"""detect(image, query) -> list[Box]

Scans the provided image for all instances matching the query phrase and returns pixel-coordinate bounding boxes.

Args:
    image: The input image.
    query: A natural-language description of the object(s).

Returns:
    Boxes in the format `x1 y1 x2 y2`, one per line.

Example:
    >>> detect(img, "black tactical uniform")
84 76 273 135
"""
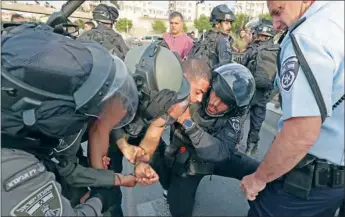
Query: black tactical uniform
101 42 191 216
188 4 235 69
242 19 278 156
1 24 139 216
78 4 129 60
164 63 260 217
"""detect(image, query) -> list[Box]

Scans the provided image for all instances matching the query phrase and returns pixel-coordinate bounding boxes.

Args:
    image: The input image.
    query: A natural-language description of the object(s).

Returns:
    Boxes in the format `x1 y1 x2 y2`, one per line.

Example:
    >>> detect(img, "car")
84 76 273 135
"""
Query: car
140 35 163 44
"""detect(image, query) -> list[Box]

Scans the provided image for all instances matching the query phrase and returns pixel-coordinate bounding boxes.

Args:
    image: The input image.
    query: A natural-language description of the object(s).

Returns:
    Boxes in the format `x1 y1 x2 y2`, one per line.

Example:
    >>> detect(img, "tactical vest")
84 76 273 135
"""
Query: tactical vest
168 104 231 176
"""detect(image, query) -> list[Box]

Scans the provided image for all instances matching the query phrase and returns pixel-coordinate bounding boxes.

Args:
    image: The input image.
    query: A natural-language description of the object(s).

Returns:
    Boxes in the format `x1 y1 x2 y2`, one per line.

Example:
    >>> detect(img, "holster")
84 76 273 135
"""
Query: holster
282 154 316 200
186 155 215 176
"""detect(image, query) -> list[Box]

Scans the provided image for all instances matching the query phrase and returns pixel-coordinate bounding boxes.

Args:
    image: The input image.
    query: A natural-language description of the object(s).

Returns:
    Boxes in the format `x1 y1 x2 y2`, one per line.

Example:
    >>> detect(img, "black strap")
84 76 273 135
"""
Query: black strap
289 33 328 123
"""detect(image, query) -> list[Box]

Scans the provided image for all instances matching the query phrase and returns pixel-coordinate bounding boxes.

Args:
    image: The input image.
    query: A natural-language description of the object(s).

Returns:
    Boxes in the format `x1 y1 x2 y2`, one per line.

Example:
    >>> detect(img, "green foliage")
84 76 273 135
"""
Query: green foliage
259 13 272 21
152 19 167 33
193 14 212 33
116 18 133 32
231 13 250 34
75 19 85 29
183 23 188 32
110 0 120 9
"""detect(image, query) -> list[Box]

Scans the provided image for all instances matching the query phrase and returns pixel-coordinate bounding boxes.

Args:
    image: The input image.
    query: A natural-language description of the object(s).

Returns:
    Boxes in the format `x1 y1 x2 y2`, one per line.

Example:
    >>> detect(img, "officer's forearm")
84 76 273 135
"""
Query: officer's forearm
88 119 110 169
140 123 165 156
254 116 321 184
186 125 231 162
58 162 116 187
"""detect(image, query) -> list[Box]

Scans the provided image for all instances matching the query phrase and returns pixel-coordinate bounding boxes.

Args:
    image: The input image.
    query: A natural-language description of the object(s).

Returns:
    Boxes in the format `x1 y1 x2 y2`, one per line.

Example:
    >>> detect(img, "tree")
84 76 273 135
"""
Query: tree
152 19 167 33
75 19 85 29
110 0 120 9
231 13 250 34
259 13 272 21
193 14 212 33
116 18 133 32
183 23 188 32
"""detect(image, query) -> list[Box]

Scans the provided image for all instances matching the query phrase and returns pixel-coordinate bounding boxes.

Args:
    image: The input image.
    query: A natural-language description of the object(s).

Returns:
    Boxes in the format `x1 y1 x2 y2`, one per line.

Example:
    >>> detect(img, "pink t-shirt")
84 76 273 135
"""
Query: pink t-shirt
162 33 194 60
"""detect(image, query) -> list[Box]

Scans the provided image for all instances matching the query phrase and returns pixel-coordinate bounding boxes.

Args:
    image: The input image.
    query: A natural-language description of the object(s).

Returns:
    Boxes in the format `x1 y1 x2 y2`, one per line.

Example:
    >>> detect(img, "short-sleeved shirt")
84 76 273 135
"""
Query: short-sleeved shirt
276 1 344 165
162 32 194 60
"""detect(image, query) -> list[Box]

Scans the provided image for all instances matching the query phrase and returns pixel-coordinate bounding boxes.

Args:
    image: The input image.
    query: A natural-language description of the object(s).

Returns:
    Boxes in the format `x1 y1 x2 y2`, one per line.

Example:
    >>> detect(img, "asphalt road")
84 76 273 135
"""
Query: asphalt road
120 104 282 216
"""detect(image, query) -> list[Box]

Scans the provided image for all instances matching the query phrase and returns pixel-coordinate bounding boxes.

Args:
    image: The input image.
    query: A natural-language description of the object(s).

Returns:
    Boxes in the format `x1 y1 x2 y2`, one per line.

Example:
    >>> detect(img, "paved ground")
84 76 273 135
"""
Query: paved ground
120 103 282 216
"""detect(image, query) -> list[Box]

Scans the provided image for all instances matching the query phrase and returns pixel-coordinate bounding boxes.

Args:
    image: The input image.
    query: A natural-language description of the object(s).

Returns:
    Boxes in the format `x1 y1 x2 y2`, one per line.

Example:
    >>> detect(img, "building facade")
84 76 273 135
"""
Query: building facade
234 1 269 17
168 1 212 21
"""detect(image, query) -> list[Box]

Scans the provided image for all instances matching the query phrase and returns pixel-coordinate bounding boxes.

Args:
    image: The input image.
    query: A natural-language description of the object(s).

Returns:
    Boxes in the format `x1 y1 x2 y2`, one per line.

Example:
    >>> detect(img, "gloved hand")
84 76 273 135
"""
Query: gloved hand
142 89 178 121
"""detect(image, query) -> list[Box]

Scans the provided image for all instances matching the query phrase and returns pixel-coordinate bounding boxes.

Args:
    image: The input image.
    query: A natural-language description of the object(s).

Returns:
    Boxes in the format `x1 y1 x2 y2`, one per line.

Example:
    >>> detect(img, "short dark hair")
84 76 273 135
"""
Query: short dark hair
85 21 95 28
182 58 211 81
11 13 24 22
169 11 184 22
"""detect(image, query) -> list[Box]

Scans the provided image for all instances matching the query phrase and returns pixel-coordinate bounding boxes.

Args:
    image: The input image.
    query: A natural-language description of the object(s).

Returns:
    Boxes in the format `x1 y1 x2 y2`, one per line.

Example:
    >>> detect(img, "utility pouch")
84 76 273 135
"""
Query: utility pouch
186 158 215 176
283 154 316 200
313 160 331 188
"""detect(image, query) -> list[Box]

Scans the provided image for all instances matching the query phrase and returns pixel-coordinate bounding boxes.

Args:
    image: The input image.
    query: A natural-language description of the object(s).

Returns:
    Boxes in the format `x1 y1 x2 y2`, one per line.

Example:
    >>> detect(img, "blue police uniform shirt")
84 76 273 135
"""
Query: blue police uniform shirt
276 1 344 166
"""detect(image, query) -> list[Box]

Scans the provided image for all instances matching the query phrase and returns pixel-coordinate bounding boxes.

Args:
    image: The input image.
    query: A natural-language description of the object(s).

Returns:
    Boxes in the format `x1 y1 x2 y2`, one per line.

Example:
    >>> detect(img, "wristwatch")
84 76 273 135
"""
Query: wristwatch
182 119 195 130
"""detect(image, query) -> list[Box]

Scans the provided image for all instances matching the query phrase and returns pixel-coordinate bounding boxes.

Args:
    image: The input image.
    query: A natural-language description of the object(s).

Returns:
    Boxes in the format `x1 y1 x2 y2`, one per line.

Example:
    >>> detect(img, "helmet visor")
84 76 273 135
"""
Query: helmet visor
86 55 139 129
214 63 255 107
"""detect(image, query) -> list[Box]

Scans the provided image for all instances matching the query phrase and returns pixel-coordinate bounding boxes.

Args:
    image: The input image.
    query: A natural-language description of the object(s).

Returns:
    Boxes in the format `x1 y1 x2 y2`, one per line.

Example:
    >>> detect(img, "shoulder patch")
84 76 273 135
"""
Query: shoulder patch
10 181 62 216
229 117 241 133
280 56 300 92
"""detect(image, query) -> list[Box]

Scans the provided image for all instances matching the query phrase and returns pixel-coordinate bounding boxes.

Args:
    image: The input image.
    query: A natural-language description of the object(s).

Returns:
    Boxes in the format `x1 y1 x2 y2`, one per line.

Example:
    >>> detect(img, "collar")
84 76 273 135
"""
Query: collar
288 1 329 32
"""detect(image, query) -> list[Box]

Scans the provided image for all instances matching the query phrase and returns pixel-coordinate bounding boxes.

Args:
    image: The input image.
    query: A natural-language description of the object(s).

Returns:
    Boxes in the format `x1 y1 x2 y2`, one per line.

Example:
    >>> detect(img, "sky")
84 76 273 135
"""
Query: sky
40 1 236 11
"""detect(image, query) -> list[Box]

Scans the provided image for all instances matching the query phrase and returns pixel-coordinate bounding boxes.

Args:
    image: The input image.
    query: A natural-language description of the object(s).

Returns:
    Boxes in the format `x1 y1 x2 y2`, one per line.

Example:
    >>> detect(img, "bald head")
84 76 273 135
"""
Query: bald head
267 1 314 31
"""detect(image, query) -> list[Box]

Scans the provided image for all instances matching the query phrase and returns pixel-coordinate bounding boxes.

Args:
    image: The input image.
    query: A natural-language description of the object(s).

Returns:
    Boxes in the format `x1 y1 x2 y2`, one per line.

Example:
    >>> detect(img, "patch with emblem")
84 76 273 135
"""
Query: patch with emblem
4 162 46 191
53 129 83 153
229 118 240 133
10 181 62 217
280 56 300 92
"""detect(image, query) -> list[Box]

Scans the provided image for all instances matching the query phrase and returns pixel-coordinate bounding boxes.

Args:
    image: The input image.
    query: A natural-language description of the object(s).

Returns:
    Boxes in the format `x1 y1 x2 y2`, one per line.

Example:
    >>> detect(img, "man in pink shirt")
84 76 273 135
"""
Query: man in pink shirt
162 11 194 60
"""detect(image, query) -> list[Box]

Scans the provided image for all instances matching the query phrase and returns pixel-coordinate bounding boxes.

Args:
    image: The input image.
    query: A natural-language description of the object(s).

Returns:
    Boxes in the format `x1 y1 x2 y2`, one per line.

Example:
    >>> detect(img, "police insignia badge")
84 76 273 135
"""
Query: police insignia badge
10 181 62 216
229 117 240 133
280 56 300 92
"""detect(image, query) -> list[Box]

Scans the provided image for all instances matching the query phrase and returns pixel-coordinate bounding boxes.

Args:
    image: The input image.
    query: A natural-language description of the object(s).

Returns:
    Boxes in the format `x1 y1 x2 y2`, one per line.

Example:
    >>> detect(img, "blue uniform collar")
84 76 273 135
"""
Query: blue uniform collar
288 1 329 32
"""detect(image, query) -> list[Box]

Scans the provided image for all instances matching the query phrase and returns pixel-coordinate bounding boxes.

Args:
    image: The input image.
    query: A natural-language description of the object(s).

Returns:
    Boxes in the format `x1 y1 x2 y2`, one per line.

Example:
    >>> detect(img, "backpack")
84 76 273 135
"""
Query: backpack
187 30 219 68
249 41 279 90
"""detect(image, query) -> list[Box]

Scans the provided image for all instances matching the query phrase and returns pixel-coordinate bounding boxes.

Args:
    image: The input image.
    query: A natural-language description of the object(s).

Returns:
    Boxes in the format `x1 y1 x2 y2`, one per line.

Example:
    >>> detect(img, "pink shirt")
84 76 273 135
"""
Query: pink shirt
162 33 194 60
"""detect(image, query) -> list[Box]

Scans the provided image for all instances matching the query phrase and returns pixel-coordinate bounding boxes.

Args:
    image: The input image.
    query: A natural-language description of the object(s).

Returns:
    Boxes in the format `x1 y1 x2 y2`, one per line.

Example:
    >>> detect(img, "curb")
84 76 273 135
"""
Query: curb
266 102 282 115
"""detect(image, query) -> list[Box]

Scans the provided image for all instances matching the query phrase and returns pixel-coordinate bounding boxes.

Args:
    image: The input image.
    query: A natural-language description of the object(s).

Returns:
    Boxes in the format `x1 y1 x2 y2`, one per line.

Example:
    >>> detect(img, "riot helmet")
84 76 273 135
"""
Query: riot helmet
1 26 138 139
93 4 119 25
124 42 191 124
210 4 235 25
204 63 255 117
253 19 274 38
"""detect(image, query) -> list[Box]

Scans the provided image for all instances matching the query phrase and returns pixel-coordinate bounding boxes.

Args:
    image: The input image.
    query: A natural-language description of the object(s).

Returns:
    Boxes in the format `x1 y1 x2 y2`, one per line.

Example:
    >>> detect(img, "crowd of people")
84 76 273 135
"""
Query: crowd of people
1 1 344 217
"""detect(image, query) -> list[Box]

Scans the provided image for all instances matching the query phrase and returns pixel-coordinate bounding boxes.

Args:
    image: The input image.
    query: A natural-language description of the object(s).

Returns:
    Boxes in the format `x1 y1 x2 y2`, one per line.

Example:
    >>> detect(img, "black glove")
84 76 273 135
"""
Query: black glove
90 187 113 212
142 89 178 121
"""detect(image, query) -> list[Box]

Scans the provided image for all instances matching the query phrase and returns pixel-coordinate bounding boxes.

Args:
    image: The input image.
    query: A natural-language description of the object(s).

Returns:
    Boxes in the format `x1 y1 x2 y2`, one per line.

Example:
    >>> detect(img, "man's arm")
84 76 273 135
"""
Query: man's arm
185 120 239 162
217 36 232 65
254 116 321 183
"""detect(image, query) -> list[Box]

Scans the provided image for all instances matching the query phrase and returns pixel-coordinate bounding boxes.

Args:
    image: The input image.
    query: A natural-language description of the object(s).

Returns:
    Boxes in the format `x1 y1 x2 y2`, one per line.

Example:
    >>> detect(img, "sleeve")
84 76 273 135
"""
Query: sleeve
183 37 194 59
116 35 129 57
279 33 334 120
217 36 232 65
241 47 252 66
62 197 103 216
57 161 115 187
185 120 240 162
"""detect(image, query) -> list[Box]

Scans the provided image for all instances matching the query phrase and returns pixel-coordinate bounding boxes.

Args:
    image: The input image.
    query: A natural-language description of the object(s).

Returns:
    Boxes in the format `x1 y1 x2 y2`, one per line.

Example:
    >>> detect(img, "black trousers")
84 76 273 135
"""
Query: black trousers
248 90 269 144
166 151 260 217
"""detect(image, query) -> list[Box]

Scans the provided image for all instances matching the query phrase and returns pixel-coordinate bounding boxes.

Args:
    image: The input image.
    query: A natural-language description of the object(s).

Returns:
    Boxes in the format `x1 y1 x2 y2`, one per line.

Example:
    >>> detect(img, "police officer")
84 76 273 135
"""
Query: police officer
164 63 259 217
78 4 129 60
240 1 344 216
188 4 235 69
86 43 191 216
242 19 278 156
1 23 140 216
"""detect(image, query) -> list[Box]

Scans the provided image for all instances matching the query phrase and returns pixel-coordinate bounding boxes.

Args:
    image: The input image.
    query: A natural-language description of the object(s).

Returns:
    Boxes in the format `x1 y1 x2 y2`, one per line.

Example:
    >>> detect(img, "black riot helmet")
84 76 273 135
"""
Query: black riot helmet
210 4 235 25
93 4 119 25
205 63 255 117
252 18 275 38
1 25 139 139
124 42 191 123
